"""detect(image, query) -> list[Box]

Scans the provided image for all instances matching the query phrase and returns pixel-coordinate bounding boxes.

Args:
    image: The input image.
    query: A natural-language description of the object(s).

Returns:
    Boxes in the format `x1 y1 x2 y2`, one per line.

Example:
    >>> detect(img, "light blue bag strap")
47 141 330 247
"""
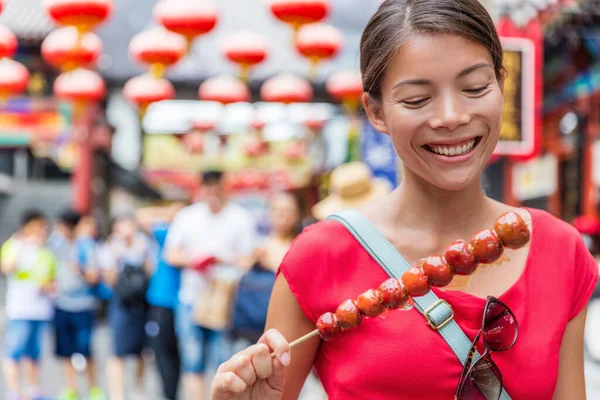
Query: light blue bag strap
327 209 511 400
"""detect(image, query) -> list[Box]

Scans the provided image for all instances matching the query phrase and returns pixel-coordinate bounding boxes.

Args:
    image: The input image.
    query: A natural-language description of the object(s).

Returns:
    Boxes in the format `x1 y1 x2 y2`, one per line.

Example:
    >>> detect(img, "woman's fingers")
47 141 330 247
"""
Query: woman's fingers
234 354 258 386
267 355 286 393
259 329 291 366
211 371 247 400
251 344 273 379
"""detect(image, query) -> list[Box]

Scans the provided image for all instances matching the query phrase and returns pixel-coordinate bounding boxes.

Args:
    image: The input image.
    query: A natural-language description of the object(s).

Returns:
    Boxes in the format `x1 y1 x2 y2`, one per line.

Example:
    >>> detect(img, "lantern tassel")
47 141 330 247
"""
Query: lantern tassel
239 64 251 83
308 58 320 82
150 63 166 79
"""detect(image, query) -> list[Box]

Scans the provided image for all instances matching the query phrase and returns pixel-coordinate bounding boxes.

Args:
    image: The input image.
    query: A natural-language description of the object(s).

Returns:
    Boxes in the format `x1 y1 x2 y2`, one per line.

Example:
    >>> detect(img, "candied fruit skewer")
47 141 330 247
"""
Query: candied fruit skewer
271 212 530 356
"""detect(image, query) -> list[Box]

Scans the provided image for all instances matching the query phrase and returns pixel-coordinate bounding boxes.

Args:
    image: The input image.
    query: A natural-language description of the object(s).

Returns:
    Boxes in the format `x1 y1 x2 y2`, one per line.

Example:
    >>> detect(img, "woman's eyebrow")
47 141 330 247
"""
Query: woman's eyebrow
392 63 493 90
457 62 494 78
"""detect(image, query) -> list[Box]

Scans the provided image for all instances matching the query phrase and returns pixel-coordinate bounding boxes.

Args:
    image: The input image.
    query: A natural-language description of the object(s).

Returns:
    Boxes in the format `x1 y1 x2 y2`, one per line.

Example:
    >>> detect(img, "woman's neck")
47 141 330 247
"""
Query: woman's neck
391 168 497 238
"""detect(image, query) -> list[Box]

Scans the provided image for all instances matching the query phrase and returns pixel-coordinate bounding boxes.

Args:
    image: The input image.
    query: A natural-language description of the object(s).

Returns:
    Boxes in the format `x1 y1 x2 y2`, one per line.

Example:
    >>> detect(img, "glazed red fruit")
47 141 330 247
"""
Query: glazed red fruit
378 278 409 309
494 211 530 249
443 240 478 275
469 228 504 264
335 299 363 330
316 312 342 341
417 256 454 287
401 266 431 297
356 289 386 318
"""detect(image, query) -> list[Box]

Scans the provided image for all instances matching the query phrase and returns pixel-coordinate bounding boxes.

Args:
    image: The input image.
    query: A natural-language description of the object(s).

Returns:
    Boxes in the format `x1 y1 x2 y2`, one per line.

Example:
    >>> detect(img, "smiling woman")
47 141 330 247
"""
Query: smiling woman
210 1 598 400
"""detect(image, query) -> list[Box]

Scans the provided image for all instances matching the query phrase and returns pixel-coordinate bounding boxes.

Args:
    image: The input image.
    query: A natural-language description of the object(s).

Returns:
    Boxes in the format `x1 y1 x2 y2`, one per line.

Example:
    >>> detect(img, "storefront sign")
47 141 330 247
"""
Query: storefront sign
512 154 558 201
361 119 399 188
494 37 536 157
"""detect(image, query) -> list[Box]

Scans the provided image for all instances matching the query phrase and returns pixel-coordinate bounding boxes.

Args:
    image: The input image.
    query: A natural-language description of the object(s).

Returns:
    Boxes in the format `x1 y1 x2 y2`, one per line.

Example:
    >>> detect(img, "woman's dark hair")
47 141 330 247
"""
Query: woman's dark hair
360 0 503 100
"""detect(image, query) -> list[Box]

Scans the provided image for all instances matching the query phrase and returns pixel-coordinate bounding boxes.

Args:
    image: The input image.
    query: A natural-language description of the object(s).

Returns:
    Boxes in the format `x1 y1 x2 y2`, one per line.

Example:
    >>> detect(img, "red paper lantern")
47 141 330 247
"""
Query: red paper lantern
129 28 187 78
54 68 106 104
295 23 342 64
304 118 325 132
284 141 306 163
180 131 205 153
221 31 268 79
326 70 363 111
0 1 3 15
260 73 313 103
42 27 102 71
0 59 29 99
123 75 176 112
244 139 269 158
43 0 113 33
251 118 266 131
154 0 218 44
268 0 329 31
198 75 250 104
0 25 17 59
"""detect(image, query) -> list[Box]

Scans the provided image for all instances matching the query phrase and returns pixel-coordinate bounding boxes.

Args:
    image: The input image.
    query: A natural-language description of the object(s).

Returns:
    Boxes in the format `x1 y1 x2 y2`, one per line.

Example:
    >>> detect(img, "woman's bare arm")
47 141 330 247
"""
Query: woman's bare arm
265 274 321 400
552 304 588 400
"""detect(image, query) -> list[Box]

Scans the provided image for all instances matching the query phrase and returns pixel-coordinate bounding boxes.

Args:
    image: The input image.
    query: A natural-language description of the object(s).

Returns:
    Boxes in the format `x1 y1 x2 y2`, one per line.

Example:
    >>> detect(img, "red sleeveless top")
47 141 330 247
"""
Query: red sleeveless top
278 208 598 399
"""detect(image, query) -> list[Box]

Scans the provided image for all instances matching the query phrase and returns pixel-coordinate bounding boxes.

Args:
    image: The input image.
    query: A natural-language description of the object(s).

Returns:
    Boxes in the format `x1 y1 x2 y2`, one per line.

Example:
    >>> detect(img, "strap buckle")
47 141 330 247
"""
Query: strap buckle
423 299 454 331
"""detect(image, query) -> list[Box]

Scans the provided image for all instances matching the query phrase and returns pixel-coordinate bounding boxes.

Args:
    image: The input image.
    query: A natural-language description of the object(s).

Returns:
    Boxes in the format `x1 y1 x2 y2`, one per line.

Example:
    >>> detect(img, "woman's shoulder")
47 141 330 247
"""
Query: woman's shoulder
283 219 360 262
526 207 584 250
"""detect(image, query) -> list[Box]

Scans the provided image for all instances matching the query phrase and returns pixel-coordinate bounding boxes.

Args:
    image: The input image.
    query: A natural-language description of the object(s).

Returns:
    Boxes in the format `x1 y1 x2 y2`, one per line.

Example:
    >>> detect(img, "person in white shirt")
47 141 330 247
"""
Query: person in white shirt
165 170 258 400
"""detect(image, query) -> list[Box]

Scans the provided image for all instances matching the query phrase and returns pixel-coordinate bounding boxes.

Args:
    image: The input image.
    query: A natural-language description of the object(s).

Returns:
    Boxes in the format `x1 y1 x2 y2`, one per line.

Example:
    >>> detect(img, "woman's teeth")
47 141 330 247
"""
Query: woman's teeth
428 139 476 156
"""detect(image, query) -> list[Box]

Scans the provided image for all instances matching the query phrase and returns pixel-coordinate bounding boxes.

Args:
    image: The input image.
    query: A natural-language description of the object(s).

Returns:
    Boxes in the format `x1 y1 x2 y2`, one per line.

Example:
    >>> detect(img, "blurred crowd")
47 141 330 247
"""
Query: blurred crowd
0 169 321 400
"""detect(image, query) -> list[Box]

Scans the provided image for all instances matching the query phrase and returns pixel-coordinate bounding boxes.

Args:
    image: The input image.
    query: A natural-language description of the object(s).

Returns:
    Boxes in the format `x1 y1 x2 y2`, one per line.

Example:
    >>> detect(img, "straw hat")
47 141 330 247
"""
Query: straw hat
312 162 392 220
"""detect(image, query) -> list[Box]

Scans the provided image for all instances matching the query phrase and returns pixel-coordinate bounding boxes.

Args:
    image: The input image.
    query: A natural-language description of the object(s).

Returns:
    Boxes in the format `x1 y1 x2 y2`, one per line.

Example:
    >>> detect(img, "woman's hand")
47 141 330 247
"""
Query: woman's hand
211 329 291 400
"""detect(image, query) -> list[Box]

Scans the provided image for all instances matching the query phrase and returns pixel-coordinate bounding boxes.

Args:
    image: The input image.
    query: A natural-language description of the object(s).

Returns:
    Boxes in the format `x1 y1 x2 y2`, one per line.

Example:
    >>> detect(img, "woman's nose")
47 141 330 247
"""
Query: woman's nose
429 94 471 131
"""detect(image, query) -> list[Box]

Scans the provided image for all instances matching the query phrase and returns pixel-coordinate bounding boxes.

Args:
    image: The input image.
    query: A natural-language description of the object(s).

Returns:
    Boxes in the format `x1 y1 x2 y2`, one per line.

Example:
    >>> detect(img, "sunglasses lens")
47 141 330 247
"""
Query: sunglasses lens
460 356 502 400
483 300 517 352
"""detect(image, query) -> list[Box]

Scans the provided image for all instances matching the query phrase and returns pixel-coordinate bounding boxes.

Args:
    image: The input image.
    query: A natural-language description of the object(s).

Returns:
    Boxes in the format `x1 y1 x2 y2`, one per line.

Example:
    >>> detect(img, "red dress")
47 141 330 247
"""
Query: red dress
278 208 598 399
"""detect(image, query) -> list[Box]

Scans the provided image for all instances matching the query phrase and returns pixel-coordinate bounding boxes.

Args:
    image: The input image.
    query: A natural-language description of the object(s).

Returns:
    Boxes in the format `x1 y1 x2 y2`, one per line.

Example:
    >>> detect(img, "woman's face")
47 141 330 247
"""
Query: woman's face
270 194 301 235
365 34 504 191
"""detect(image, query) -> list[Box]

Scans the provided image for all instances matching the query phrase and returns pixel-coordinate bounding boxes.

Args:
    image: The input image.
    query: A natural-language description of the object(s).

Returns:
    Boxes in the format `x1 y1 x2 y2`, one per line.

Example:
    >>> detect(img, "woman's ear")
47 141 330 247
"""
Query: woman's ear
362 92 389 134
498 69 507 95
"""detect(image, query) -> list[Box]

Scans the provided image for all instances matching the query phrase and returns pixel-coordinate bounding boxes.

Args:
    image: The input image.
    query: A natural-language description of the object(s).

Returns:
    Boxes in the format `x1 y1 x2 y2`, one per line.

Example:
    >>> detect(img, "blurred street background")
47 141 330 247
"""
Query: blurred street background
0 0 600 399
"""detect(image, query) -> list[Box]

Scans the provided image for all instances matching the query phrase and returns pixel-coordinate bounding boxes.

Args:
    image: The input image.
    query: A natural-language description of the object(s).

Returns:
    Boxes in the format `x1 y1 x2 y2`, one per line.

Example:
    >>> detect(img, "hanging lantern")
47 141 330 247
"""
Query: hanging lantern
221 31 268 81
283 141 306 163
268 0 329 34
0 25 17 59
0 59 30 100
123 75 176 114
43 0 113 33
154 0 218 48
295 23 341 77
251 117 266 132
129 28 187 79
54 68 106 104
260 73 313 103
326 70 363 112
304 117 326 132
42 27 102 71
0 1 3 15
244 138 269 158
198 75 250 104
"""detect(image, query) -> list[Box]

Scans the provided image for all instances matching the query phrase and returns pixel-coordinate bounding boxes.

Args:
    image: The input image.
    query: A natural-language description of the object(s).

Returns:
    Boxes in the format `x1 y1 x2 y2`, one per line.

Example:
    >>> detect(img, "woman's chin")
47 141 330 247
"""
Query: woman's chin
427 172 481 192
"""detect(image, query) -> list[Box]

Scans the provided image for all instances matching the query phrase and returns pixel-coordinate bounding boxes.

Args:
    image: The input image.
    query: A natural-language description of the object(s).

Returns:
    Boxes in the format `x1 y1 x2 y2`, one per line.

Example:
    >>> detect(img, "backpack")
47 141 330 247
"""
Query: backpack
114 263 149 308
231 263 275 341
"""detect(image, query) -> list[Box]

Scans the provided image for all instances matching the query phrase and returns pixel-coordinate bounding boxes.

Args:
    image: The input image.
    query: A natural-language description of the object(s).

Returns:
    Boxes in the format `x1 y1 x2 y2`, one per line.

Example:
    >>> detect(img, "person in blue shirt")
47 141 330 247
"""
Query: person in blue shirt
136 201 187 400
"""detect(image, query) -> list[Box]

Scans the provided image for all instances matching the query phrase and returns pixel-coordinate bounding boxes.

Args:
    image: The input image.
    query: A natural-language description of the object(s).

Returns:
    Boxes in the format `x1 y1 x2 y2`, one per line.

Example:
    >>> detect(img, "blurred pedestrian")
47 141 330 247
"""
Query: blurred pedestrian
135 201 187 400
165 170 258 400
1 210 56 400
231 191 303 344
49 210 106 400
102 215 151 400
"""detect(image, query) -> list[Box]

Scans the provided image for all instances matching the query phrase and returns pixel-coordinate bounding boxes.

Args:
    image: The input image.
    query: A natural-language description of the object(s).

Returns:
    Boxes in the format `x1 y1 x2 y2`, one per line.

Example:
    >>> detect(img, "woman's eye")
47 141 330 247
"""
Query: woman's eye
464 84 490 94
401 98 429 106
